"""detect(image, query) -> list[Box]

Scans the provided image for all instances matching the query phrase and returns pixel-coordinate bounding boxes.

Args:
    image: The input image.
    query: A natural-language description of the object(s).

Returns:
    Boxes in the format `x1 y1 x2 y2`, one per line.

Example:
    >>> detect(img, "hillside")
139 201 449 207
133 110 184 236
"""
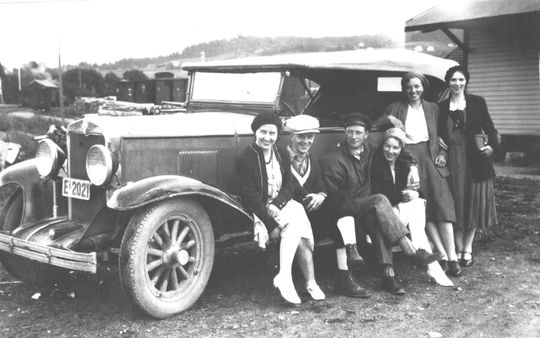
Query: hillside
95 34 398 77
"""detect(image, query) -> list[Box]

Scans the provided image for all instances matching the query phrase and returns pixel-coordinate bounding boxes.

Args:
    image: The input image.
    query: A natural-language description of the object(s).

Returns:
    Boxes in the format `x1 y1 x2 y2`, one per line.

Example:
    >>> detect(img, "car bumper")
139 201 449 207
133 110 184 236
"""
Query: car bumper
0 233 97 273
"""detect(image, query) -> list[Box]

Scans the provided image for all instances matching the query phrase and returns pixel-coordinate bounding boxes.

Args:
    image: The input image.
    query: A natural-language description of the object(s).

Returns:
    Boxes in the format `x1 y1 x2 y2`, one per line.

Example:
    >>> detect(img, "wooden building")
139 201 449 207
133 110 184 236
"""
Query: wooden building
405 0 540 151
21 79 59 110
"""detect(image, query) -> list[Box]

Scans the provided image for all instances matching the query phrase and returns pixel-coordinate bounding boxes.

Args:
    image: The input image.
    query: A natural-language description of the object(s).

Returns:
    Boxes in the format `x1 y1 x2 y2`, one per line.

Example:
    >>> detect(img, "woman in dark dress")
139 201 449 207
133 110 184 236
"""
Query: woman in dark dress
235 112 325 305
380 72 461 277
439 66 498 267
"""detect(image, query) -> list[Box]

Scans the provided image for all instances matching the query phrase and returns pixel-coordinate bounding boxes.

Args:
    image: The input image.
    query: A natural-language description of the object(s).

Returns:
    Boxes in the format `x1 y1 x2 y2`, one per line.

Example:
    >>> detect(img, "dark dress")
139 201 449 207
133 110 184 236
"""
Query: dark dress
439 94 498 230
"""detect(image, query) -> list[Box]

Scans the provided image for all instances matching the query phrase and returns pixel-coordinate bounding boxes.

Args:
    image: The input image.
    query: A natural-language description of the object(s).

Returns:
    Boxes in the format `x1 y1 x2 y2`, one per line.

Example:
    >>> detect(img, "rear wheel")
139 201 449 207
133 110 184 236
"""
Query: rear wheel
0 189 65 286
119 198 215 319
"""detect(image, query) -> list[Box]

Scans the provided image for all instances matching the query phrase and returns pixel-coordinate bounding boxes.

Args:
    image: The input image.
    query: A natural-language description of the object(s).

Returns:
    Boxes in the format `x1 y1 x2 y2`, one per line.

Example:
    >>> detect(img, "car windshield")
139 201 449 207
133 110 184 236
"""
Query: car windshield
191 72 282 103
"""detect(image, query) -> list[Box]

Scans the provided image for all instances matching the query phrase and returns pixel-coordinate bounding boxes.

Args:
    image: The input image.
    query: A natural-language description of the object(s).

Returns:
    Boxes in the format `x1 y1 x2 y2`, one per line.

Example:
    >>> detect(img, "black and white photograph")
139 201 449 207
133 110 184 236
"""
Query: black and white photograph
0 0 539 336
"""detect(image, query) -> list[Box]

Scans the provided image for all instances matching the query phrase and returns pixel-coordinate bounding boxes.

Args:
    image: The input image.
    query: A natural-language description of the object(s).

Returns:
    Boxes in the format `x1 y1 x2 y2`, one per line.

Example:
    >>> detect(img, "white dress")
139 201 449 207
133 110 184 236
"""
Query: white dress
266 153 314 250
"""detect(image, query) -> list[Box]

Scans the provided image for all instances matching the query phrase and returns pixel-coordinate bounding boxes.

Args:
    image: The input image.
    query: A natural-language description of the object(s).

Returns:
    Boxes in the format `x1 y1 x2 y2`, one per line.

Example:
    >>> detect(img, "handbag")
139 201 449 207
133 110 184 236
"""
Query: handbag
473 132 488 151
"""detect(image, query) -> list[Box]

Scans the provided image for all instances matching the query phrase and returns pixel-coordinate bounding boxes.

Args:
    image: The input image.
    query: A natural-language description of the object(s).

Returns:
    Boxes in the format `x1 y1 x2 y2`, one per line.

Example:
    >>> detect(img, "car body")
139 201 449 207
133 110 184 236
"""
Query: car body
0 49 457 318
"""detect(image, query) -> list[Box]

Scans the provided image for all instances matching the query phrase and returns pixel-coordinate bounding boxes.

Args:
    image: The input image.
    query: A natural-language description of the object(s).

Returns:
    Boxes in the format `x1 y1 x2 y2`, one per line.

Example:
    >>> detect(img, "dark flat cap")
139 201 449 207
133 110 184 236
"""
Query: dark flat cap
343 113 371 130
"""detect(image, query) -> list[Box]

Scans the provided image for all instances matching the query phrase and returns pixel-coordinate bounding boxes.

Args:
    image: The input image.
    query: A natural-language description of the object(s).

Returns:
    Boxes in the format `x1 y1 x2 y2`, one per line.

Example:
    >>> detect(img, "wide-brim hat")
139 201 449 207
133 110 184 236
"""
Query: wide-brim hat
283 115 320 134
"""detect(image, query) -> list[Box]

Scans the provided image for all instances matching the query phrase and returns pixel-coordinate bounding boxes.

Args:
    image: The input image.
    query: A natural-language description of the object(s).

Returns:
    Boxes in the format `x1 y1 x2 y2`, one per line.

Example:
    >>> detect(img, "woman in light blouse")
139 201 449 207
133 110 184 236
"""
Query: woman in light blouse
380 72 461 277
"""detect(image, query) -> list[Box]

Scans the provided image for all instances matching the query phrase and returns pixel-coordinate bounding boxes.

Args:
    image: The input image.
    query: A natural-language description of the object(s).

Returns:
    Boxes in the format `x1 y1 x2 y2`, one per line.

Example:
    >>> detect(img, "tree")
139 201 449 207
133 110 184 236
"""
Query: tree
104 72 121 96
122 69 148 82
62 67 105 102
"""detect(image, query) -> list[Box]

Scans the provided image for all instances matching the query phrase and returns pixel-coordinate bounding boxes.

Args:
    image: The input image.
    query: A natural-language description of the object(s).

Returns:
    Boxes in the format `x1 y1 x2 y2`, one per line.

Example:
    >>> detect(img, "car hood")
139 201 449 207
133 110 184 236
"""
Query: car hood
68 112 257 141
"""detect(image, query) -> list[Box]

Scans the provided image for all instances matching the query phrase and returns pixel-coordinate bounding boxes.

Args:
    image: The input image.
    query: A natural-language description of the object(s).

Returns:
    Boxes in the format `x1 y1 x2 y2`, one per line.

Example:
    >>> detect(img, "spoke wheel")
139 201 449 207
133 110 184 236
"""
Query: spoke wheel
119 198 214 319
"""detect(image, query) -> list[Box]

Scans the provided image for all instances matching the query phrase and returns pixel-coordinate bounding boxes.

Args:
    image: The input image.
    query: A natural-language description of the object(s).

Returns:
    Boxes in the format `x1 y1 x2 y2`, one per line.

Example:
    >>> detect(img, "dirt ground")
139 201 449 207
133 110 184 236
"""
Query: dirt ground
0 175 539 338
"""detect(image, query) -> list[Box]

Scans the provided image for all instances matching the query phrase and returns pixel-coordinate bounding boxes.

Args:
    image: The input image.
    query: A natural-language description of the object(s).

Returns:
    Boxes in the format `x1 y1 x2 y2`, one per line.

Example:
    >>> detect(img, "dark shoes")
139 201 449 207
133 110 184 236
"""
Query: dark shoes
447 260 462 277
345 244 366 271
459 252 474 267
381 275 406 296
439 259 449 272
411 249 443 266
335 270 370 298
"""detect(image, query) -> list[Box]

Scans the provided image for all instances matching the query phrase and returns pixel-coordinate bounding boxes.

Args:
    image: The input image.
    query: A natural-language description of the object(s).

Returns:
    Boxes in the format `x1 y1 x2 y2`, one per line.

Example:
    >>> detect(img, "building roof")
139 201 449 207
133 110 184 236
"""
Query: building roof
182 49 457 81
406 0 540 32
28 79 58 88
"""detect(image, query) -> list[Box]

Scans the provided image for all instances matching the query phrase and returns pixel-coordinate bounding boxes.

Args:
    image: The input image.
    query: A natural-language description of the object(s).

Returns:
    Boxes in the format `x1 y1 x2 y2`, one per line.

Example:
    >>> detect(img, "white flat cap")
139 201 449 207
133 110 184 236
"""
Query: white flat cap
284 115 320 134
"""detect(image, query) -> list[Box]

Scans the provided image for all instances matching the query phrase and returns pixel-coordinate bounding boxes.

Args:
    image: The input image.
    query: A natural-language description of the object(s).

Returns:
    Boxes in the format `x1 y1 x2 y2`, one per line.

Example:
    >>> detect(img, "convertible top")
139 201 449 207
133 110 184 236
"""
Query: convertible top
182 49 457 80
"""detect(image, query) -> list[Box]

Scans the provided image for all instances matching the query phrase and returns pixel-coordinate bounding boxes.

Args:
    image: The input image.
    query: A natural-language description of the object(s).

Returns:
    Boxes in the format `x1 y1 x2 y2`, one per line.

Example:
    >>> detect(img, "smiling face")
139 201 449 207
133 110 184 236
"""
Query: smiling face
382 137 402 164
448 71 467 96
345 125 368 150
404 77 424 104
291 133 315 156
255 124 278 151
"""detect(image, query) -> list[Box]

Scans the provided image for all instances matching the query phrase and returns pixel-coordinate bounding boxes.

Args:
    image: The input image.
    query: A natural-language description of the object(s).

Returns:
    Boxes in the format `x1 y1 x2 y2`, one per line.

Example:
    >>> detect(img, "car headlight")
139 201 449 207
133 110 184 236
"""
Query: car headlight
85 145 116 186
35 139 66 178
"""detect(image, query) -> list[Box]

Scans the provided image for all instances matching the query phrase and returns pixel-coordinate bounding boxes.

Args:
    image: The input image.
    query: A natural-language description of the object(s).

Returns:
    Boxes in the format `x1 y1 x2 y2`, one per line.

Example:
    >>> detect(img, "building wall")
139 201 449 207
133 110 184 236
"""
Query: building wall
467 20 540 135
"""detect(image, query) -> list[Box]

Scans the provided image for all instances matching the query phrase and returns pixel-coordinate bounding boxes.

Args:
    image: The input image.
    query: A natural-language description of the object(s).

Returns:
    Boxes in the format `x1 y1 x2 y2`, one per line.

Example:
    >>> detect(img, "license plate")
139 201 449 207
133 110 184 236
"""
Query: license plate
62 178 91 200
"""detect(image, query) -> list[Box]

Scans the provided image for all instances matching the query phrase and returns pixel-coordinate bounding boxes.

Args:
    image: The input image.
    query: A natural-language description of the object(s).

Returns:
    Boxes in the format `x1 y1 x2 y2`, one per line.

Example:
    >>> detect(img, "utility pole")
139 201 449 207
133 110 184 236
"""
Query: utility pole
58 44 65 116
78 68 82 88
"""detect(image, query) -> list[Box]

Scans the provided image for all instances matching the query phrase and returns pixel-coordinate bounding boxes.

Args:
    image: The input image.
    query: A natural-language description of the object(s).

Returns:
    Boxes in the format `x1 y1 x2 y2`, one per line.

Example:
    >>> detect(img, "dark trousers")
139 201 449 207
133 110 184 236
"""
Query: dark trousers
331 194 409 265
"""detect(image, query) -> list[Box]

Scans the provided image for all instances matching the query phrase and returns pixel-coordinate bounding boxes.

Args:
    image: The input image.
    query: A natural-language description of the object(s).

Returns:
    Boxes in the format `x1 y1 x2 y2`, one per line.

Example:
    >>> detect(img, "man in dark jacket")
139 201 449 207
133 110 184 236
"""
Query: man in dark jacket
320 113 441 297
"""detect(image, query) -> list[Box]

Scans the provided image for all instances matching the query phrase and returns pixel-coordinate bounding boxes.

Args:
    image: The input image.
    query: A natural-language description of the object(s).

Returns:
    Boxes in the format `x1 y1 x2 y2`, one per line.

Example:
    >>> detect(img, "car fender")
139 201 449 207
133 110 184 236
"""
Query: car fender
107 175 252 219
0 159 53 225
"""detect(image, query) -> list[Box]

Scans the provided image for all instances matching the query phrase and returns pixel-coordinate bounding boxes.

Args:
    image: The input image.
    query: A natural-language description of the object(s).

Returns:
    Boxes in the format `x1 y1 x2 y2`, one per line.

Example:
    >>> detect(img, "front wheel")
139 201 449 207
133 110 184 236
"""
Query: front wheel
119 198 215 319
0 188 66 286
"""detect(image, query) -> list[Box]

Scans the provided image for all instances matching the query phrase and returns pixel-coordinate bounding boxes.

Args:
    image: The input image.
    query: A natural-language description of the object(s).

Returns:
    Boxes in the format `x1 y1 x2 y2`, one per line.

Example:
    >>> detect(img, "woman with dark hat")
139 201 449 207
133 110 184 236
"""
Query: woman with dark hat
380 72 461 277
235 112 325 305
439 65 498 268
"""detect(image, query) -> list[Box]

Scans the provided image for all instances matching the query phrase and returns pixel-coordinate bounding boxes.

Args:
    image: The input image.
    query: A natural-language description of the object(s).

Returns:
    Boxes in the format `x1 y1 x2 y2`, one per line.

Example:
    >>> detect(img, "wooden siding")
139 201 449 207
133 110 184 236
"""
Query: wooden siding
467 23 540 135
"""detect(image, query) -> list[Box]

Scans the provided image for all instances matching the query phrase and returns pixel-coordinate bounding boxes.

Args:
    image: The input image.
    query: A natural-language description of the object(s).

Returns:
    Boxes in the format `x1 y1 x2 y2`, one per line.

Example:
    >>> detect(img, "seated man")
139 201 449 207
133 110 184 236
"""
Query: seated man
285 115 365 271
320 113 441 297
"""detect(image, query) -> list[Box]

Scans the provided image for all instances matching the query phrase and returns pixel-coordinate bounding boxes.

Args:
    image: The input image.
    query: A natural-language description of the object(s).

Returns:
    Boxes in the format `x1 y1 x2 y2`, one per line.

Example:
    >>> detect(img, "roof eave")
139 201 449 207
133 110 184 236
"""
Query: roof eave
405 11 539 32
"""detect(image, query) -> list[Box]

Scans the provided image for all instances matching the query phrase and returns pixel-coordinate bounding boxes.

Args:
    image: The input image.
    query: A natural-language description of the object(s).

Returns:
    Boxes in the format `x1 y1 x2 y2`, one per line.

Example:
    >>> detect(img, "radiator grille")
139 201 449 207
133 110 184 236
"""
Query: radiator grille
68 132 106 223
177 150 218 185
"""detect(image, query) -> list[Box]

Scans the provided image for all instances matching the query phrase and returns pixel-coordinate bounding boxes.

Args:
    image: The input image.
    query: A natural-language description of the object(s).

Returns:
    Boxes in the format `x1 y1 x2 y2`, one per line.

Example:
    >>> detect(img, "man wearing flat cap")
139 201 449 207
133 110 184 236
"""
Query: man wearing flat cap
320 113 440 298
284 115 330 243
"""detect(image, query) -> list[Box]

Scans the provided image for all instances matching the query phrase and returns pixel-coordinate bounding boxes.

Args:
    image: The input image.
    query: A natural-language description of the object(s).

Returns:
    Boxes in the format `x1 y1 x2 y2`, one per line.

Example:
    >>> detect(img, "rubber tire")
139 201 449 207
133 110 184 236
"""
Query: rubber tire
0 190 65 286
119 198 215 319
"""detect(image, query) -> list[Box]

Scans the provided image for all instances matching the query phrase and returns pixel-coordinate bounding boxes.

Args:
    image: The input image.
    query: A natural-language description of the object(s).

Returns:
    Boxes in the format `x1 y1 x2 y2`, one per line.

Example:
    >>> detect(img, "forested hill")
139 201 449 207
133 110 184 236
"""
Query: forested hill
98 34 397 71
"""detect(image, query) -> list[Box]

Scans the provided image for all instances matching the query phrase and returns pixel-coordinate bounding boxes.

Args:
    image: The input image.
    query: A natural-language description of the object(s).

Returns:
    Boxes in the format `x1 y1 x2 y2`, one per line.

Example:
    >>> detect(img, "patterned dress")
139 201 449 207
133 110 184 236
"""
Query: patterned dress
446 108 498 230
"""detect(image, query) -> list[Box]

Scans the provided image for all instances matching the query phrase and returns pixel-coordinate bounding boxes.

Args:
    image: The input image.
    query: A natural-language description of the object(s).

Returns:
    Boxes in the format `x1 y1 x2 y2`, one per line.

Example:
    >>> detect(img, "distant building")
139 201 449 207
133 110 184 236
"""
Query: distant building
21 79 59 110
117 73 188 104
406 0 540 151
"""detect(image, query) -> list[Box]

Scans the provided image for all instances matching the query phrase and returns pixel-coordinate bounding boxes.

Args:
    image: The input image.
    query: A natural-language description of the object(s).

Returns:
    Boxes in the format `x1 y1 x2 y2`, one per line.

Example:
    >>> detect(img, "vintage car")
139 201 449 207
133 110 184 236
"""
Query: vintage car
0 49 457 318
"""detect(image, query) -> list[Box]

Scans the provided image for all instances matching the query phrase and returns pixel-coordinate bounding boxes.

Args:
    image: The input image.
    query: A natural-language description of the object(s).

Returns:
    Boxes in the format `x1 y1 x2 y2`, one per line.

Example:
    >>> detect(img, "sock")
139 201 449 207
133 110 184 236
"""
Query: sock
336 248 348 270
383 265 395 277
337 216 357 245
398 236 417 256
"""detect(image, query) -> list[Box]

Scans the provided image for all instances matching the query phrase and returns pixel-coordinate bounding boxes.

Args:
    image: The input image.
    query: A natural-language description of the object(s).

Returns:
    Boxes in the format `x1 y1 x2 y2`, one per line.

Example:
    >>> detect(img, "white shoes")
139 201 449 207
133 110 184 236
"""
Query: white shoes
306 282 326 301
273 274 301 305
427 264 454 287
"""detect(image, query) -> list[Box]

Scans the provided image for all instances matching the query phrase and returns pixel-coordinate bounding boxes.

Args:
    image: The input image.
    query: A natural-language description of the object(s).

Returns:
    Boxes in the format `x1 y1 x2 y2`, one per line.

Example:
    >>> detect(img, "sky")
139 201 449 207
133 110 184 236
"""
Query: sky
0 0 455 70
